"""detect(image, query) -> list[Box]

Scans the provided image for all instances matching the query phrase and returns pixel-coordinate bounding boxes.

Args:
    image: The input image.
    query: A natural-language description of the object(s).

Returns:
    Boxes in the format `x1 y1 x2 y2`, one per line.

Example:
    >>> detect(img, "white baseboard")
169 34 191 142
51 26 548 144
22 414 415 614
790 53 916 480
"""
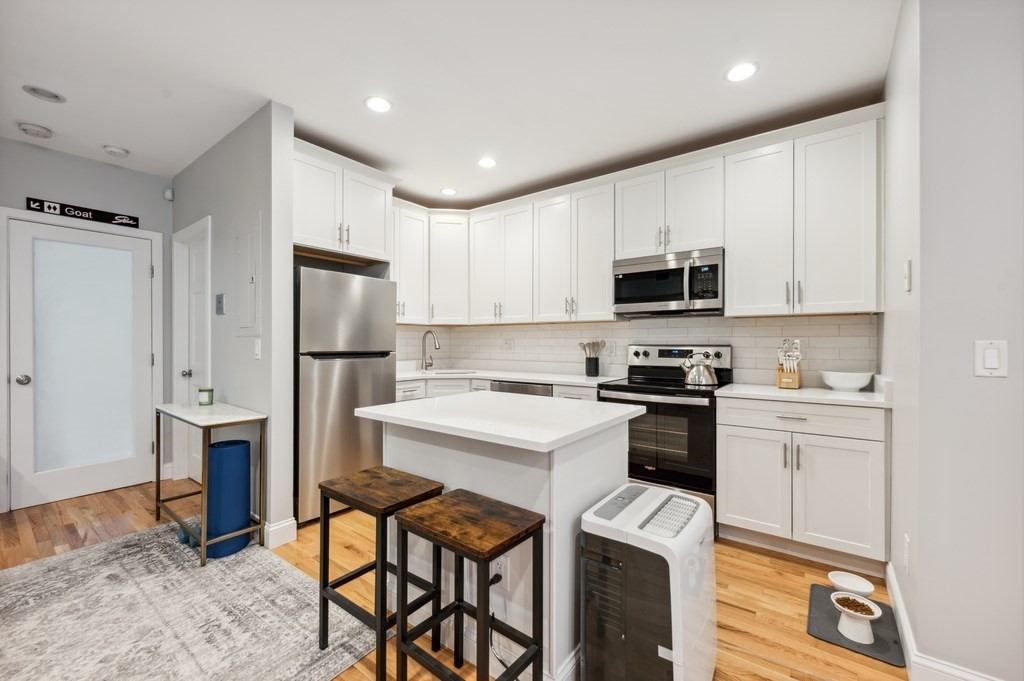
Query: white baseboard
886 563 1004 681
265 517 297 548
718 526 886 577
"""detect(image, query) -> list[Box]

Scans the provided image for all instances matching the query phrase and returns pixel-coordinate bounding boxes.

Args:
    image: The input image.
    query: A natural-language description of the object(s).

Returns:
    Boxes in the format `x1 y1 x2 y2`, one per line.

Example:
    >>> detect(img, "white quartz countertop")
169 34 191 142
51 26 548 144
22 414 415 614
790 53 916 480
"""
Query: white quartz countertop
155 401 267 427
396 369 620 388
716 383 891 408
355 390 645 452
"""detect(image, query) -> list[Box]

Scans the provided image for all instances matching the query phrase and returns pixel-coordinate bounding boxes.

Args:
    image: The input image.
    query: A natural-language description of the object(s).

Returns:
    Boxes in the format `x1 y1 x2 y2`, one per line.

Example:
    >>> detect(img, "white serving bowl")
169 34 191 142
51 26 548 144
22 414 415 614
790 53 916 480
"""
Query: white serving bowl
820 371 874 392
828 570 875 597
831 591 882 645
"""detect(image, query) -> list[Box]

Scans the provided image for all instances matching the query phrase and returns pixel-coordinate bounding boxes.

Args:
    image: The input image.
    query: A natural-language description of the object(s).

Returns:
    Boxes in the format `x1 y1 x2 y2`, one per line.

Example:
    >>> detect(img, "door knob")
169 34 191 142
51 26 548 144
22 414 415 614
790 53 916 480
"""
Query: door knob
15 374 31 385
181 369 193 378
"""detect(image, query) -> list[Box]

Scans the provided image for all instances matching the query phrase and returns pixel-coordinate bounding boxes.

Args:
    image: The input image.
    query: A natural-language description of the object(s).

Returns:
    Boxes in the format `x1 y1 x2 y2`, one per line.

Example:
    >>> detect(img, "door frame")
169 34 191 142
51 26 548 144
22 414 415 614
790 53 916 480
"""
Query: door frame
171 216 212 480
0 206 164 514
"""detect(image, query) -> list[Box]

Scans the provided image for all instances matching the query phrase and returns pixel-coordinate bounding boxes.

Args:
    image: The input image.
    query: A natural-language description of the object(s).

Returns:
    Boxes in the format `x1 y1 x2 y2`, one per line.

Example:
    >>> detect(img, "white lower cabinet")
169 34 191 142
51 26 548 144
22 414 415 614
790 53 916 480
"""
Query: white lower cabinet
470 379 490 392
426 379 471 398
552 385 597 401
717 398 888 560
396 380 426 402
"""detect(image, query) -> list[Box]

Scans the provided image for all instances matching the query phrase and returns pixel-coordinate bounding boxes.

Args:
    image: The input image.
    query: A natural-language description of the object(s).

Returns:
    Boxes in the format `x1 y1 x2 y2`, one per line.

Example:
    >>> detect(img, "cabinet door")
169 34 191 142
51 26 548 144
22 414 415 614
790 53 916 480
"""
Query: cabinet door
552 385 597 401
717 426 792 538
615 172 665 259
293 155 342 251
395 208 429 325
500 205 534 324
792 433 886 560
794 120 879 314
429 214 469 324
396 380 426 402
725 142 794 316
665 157 724 252
342 169 392 261
426 379 471 397
533 195 572 323
469 212 503 324
572 184 615 321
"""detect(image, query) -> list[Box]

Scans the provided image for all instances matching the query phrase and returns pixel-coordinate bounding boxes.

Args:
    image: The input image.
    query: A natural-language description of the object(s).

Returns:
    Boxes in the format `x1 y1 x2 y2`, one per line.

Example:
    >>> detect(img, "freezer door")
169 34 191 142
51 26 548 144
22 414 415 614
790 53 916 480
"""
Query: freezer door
296 353 396 522
297 267 397 353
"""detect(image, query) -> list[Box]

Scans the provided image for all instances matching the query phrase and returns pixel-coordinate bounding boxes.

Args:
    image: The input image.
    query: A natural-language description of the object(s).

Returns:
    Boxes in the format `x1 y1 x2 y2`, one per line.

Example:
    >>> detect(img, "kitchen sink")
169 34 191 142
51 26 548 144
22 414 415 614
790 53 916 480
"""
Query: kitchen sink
418 370 476 375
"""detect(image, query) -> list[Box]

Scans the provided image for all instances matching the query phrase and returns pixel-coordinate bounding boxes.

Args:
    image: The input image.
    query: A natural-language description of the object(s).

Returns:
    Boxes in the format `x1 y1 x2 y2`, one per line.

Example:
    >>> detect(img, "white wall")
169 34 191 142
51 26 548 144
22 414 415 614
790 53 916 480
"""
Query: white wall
884 1 1024 678
171 101 296 545
0 138 174 396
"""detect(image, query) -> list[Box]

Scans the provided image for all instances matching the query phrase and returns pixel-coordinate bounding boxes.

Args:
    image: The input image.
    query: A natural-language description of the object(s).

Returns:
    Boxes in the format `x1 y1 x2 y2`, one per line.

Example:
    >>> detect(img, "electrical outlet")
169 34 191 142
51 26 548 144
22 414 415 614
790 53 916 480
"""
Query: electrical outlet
491 555 509 590
503 339 515 353
904 534 910 575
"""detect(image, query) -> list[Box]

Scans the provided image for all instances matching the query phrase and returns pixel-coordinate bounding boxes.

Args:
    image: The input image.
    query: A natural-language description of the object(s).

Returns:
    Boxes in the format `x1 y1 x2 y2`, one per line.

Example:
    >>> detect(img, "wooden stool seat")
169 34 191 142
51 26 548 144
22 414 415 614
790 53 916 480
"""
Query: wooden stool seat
319 465 444 516
395 488 545 560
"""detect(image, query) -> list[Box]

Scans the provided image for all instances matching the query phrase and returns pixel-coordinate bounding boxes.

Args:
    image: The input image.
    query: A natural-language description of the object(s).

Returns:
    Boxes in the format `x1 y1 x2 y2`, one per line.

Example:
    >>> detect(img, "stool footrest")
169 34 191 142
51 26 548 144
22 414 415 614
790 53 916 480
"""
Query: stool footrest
496 645 541 681
402 641 464 681
327 558 433 592
323 586 376 629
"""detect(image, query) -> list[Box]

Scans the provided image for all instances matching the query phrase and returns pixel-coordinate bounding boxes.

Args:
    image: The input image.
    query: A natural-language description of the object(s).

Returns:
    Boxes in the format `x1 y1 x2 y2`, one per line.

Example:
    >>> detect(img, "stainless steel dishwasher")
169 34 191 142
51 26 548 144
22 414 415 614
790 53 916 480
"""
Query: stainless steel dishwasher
489 380 553 397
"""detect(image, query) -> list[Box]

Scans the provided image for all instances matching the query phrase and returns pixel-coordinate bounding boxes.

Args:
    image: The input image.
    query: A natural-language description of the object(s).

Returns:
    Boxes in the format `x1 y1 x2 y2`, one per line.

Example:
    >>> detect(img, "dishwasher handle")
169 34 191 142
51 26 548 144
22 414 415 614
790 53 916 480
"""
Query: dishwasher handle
489 380 554 397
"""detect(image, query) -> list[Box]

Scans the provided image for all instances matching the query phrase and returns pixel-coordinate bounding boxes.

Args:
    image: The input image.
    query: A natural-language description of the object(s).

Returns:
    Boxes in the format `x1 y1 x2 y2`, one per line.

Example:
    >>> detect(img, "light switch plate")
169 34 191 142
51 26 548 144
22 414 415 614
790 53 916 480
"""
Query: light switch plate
254 338 262 360
215 293 226 315
974 340 1008 377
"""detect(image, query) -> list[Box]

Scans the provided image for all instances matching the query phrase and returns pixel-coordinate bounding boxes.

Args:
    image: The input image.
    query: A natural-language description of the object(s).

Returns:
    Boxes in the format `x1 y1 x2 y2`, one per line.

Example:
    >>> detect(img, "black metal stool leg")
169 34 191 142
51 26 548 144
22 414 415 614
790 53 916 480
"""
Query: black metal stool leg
375 514 388 681
454 554 465 668
431 543 442 652
318 493 330 650
476 558 490 681
532 528 544 679
396 526 409 681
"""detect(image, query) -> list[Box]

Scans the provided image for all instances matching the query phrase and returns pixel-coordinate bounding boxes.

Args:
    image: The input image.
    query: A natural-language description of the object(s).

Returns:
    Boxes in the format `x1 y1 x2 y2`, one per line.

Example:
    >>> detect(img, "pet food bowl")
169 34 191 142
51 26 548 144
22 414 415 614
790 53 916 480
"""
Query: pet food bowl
831 591 882 645
828 570 875 597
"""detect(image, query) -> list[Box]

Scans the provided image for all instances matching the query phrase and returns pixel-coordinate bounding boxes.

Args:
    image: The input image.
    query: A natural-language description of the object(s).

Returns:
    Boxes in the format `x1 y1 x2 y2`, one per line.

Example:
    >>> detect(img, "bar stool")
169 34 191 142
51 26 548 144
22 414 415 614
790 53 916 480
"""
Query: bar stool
395 488 545 681
319 466 445 681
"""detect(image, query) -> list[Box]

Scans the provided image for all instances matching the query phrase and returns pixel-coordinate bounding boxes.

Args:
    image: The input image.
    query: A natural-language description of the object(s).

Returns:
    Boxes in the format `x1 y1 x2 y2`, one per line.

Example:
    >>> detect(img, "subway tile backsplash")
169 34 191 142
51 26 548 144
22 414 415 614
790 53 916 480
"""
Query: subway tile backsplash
400 314 878 388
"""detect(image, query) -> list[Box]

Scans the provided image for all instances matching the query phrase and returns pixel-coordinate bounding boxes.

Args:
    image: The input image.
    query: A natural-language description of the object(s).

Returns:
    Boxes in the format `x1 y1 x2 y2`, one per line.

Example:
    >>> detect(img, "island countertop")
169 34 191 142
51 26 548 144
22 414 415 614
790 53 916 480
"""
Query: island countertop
355 390 645 452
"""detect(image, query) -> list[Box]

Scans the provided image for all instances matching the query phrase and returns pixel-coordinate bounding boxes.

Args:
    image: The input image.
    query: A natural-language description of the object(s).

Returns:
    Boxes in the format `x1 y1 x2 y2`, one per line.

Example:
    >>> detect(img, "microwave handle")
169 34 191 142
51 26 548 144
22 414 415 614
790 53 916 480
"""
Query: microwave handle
682 258 692 309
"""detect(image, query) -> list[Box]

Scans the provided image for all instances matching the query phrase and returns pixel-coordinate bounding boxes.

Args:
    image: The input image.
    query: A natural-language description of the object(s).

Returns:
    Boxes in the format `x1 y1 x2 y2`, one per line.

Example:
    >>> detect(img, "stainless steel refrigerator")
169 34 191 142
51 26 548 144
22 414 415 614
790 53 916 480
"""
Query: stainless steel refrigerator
295 267 396 523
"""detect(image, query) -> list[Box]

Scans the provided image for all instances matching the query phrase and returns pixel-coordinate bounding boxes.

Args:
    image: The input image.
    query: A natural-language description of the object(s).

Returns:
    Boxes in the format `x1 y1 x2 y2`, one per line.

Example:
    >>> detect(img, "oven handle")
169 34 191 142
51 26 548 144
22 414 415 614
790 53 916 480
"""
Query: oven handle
599 390 710 407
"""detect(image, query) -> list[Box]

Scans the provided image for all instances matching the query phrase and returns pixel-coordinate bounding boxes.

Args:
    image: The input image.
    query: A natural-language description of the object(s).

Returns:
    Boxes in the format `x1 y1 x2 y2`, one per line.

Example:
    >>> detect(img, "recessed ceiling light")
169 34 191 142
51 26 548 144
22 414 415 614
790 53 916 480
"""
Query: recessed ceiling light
440 188 457 196
17 122 53 139
103 145 130 158
22 85 66 103
478 157 496 169
364 96 392 113
726 62 758 82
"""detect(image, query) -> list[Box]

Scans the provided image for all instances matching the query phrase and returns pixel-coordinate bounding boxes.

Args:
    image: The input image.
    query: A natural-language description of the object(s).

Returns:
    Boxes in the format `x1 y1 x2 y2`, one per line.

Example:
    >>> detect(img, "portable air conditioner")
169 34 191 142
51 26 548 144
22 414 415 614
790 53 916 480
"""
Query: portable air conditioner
580 483 716 681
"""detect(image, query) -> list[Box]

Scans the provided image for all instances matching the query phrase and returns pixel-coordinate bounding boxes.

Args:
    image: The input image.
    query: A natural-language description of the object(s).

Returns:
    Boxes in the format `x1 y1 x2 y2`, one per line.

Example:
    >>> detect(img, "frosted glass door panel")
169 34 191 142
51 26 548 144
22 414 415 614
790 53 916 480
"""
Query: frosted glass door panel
9 220 153 509
33 240 134 471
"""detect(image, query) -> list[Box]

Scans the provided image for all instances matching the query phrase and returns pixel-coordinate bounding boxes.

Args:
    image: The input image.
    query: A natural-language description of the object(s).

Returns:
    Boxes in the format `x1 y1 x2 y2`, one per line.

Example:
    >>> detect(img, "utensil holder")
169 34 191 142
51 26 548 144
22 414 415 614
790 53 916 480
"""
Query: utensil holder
585 357 600 377
777 364 801 389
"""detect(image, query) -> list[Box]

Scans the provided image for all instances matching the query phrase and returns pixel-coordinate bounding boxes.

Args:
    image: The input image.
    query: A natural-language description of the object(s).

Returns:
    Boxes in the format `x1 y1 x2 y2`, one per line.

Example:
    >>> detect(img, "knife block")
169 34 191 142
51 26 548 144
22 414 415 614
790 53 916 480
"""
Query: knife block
777 364 801 389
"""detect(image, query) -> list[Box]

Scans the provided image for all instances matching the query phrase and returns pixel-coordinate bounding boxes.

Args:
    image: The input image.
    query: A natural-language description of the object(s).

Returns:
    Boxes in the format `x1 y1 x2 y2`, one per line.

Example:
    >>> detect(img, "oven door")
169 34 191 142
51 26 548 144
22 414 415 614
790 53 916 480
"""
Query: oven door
597 390 717 494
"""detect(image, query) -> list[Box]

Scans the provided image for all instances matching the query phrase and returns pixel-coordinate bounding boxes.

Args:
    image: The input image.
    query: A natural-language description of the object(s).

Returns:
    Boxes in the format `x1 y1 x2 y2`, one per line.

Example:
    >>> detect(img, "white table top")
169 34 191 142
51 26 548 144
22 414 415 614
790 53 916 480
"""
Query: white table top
155 402 267 428
715 383 891 408
355 390 645 452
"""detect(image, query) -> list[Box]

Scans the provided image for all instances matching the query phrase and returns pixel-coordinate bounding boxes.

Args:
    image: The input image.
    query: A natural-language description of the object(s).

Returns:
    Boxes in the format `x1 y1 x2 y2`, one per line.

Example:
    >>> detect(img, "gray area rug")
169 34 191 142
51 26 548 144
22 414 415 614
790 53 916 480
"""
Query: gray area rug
0 520 375 680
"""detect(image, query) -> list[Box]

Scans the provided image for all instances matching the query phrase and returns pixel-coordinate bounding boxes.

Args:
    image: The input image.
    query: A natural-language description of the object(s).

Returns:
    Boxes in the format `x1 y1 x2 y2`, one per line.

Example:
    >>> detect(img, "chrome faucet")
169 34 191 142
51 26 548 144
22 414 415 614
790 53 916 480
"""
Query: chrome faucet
421 329 440 371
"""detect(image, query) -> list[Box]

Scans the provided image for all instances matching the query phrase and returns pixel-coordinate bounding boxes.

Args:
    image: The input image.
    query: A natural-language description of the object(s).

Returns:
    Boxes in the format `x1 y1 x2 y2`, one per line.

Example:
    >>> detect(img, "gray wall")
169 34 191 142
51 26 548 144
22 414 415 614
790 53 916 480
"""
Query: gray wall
171 101 295 540
885 1 1024 677
0 137 175 397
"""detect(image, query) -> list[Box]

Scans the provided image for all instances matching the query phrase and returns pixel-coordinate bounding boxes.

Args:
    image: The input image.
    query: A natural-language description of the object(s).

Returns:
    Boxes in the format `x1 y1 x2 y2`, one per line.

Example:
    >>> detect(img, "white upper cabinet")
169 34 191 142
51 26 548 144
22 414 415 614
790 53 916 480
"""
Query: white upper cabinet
469 206 533 325
794 120 879 314
293 155 342 251
571 184 615 321
469 212 504 324
395 208 429 324
429 214 469 325
664 157 724 252
500 205 534 324
615 172 665 260
533 195 573 323
725 141 795 317
342 170 392 261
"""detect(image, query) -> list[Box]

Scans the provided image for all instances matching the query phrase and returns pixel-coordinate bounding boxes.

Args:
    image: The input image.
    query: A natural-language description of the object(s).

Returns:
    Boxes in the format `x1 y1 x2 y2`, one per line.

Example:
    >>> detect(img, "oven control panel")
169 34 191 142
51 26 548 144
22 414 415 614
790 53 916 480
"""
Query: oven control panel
627 344 732 369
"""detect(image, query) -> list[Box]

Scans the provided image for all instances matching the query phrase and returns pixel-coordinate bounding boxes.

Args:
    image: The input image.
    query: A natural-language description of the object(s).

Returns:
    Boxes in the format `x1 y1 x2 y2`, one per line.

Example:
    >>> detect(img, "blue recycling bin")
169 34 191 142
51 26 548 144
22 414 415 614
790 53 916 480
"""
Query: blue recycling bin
205 439 251 558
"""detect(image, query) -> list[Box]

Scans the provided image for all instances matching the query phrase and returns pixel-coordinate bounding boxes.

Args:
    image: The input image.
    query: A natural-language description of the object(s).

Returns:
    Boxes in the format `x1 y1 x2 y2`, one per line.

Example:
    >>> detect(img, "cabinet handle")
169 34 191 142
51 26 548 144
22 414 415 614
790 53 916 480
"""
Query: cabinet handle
782 442 788 469
396 302 400 317
571 297 577 315
499 302 503 318
565 297 570 314
657 226 663 247
345 225 351 246
338 224 344 246
401 301 406 317
785 281 791 305
796 444 802 471
665 224 671 246
401 388 418 394
563 395 582 400
494 302 498 319
431 303 435 319
797 280 803 305
775 415 808 421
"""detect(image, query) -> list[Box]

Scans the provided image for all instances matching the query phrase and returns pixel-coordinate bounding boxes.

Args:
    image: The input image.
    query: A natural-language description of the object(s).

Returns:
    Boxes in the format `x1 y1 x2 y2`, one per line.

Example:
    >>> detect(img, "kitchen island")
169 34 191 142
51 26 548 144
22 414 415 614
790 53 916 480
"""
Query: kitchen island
355 391 644 681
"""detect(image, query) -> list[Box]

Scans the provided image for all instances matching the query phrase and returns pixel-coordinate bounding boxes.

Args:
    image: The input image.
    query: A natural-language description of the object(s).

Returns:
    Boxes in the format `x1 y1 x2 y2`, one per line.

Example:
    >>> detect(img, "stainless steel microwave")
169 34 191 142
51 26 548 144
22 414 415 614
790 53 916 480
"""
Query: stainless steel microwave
612 247 724 316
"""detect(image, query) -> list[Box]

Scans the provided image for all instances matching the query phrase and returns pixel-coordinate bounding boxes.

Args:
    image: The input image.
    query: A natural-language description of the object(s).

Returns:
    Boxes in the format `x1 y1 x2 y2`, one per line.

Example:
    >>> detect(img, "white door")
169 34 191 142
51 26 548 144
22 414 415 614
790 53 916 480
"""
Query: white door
665 157 724 252
717 425 792 538
395 208 429 324
500 205 534 323
725 142 794 316
293 155 342 251
185 237 210 481
533 195 572 323
791 433 886 559
571 184 615 321
615 172 665 260
9 220 153 508
794 120 879 314
342 169 392 260
429 214 469 324
469 212 503 324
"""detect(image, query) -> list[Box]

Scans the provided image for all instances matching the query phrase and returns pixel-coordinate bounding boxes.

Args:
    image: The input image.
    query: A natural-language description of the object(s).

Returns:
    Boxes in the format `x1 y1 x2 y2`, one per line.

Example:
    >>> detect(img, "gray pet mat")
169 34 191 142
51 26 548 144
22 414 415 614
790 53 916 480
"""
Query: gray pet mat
807 584 906 667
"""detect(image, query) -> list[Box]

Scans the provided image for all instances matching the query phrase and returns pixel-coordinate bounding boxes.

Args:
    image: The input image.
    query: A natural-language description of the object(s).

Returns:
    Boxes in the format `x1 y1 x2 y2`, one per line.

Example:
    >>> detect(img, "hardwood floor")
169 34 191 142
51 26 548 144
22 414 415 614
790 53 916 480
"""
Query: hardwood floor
2 482 907 681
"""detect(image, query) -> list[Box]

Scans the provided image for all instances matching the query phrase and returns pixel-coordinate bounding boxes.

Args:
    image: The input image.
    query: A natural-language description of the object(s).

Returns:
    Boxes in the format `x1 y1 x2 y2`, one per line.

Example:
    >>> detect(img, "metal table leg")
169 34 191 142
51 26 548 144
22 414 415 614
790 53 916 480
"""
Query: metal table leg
200 427 210 566
259 419 266 545
154 412 162 520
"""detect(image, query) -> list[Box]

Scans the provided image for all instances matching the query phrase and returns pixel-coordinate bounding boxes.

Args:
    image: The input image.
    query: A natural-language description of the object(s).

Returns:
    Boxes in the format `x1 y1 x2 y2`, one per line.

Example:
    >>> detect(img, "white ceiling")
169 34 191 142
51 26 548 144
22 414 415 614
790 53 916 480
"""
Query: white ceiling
0 0 901 208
